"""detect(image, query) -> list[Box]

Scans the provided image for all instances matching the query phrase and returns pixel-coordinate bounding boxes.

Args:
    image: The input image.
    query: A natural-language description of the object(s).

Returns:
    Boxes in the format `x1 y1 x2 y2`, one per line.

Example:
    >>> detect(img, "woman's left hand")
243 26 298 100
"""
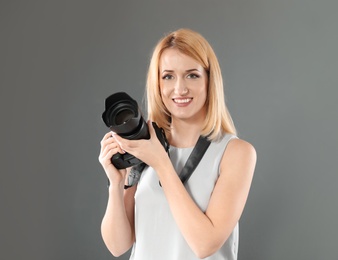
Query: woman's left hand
111 121 170 169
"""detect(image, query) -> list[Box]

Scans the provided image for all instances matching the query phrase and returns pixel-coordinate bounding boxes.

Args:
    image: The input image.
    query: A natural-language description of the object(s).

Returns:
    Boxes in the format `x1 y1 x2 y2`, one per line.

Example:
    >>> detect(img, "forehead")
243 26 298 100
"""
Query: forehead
159 48 203 71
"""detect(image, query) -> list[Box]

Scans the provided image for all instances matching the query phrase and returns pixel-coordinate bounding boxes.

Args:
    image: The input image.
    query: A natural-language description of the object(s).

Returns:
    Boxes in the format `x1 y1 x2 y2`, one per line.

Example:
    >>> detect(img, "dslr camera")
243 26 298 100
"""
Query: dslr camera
102 92 168 169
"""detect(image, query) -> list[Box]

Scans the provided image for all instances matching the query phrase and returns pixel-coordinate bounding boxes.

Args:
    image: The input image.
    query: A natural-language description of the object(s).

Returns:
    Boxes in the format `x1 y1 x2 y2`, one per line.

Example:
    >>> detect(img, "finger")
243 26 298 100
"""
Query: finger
100 135 115 154
111 133 129 151
102 139 125 157
106 141 125 155
100 137 118 157
100 132 114 148
100 148 116 165
101 131 114 142
100 146 122 167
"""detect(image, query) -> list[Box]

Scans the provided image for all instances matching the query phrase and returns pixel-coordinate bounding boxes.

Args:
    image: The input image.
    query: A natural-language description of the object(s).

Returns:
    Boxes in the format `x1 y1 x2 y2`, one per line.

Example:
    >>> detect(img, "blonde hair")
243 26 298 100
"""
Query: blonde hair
146 28 236 141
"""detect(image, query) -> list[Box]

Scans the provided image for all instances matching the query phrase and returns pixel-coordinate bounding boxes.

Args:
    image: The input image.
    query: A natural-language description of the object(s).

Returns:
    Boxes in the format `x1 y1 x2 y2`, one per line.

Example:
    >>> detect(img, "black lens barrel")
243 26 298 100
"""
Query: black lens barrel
102 92 150 139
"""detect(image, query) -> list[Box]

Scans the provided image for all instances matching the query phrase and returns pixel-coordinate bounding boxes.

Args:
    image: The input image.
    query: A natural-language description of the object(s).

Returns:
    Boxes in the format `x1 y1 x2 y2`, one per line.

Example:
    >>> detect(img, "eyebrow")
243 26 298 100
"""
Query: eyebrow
161 68 200 74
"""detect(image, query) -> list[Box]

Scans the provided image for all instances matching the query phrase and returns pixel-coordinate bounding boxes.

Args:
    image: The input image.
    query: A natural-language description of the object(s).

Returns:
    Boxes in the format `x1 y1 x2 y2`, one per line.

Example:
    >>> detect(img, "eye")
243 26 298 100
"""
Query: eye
162 74 174 80
187 73 200 79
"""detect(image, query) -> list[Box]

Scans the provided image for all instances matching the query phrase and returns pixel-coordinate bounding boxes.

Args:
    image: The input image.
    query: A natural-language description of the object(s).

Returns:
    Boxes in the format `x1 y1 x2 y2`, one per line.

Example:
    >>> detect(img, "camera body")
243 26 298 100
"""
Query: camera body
102 92 168 169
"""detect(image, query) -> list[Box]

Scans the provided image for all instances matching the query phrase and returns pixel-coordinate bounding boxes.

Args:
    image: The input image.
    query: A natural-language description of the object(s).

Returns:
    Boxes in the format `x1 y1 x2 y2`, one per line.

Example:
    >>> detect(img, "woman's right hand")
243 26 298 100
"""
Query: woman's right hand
99 132 127 187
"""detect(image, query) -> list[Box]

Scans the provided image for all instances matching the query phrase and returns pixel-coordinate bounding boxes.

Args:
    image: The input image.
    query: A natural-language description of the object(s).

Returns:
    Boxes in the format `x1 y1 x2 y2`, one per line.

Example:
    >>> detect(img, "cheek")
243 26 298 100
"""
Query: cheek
195 81 208 95
198 85 208 105
159 85 171 107
160 83 172 98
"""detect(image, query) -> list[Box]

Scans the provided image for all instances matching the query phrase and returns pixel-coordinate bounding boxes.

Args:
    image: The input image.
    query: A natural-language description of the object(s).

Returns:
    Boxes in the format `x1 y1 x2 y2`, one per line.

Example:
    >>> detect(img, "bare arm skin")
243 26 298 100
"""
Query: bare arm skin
99 132 136 256
113 123 257 258
101 185 136 257
156 139 256 258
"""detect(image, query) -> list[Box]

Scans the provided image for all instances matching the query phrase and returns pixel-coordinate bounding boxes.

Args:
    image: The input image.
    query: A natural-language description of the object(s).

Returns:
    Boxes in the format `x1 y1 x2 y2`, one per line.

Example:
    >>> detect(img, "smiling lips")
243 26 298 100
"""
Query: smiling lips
173 98 192 104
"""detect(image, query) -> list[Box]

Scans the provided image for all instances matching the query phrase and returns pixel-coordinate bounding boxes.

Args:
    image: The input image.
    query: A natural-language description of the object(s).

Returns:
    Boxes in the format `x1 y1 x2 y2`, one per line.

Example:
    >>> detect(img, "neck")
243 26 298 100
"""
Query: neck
168 119 203 148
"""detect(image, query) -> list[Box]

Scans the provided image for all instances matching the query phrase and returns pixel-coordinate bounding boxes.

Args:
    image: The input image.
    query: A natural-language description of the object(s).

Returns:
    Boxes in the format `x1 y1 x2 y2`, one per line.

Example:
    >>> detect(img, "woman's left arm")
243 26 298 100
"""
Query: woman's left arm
113 126 256 259
154 138 256 259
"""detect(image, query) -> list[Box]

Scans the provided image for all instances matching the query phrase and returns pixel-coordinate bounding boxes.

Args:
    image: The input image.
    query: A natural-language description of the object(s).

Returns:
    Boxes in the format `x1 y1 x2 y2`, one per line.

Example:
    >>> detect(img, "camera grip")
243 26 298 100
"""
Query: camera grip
111 152 143 169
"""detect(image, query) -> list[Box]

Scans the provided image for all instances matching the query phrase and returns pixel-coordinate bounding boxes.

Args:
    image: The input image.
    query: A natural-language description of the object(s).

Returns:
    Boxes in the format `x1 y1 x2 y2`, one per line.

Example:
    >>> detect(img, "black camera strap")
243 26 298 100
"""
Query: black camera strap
178 135 211 184
159 135 211 187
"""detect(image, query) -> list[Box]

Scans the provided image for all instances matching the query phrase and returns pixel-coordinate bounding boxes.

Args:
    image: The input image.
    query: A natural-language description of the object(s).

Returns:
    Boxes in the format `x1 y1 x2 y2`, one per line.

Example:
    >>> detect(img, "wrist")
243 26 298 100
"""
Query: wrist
108 185 124 197
107 178 125 192
154 153 171 169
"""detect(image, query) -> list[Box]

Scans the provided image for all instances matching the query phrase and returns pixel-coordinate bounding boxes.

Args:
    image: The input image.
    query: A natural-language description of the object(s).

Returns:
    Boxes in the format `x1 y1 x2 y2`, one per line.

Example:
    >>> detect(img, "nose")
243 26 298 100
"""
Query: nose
174 78 188 95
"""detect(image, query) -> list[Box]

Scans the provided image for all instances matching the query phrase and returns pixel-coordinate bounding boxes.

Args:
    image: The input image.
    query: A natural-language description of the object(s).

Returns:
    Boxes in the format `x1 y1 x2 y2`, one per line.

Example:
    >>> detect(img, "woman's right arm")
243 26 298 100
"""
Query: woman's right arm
99 132 136 257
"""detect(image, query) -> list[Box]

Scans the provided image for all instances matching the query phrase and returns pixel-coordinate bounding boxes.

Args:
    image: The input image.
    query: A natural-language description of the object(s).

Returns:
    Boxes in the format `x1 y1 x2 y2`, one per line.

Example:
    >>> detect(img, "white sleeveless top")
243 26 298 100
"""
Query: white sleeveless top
130 134 238 260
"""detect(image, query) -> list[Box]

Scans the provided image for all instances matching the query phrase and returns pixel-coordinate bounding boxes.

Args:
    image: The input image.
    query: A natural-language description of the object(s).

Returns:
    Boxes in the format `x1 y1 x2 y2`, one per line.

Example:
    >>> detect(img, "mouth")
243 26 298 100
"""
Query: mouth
172 98 193 104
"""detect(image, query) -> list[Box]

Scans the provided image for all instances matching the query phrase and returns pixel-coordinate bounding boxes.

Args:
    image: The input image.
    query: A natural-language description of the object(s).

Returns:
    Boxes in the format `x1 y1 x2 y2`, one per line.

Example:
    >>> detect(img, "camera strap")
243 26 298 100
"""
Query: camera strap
158 135 211 187
178 135 211 184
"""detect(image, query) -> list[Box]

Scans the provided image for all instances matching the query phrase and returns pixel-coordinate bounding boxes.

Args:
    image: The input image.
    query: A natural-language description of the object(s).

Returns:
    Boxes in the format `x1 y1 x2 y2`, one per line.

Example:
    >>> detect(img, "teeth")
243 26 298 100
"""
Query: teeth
173 98 192 104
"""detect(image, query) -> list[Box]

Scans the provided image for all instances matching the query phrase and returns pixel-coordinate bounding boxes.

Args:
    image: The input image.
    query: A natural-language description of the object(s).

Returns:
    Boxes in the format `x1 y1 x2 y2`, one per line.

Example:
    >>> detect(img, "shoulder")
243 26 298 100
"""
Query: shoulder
220 138 257 175
227 138 256 158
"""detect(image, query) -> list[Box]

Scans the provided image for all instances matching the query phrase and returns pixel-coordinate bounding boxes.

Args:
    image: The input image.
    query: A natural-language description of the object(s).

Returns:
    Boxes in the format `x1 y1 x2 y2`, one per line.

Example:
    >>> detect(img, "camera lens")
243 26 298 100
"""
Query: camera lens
114 109 134 125
102 92 149 140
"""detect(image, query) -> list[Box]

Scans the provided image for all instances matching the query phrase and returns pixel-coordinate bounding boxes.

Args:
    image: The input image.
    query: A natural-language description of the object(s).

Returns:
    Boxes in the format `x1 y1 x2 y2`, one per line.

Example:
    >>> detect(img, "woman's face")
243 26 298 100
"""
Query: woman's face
159 48 208 123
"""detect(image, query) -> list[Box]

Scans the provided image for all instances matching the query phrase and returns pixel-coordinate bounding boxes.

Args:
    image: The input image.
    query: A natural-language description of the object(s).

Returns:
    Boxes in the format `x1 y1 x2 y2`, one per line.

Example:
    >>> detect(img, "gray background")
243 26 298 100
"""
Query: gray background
1 0 337 259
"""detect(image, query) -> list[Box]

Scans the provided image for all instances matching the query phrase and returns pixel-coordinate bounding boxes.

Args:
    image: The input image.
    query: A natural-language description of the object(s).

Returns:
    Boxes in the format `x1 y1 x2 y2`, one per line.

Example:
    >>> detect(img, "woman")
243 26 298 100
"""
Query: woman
99 28 256 260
